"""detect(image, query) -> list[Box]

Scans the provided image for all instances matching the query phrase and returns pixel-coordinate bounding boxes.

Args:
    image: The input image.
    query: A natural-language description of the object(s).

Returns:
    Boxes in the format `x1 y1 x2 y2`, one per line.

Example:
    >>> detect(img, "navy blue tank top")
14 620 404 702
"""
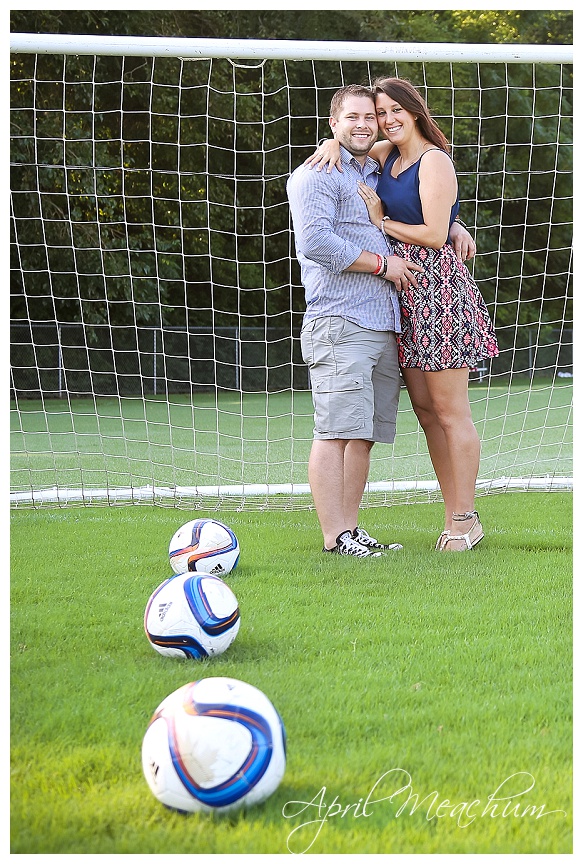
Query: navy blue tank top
376 148 460 229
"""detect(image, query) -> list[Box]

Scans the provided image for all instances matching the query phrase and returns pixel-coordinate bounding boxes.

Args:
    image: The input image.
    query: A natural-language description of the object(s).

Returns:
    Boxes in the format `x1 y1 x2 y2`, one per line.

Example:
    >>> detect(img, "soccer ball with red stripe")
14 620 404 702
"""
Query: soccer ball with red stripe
169 518 240 577
142 677 287 813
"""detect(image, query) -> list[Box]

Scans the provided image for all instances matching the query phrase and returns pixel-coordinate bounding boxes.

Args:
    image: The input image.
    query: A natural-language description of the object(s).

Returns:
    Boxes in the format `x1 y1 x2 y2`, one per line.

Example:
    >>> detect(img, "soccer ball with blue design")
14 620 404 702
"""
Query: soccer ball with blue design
168 518 240 577
141 677 287 813
144 572 240 659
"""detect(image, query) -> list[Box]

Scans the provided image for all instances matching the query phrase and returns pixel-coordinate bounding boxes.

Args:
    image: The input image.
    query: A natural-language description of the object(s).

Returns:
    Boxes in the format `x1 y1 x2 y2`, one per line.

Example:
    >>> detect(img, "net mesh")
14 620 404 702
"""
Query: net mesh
10 47 573 508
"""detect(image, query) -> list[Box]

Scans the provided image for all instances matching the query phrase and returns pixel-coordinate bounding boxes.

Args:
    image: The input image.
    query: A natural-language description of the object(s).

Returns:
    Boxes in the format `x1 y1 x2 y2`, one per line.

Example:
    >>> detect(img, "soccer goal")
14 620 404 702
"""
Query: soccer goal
10 34 573 509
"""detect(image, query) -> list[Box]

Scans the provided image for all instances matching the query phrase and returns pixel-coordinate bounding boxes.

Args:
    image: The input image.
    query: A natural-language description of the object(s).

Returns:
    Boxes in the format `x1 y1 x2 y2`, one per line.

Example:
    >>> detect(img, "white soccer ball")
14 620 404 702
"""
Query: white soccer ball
168 518 240 577
144 573 240 659
142 677 287 813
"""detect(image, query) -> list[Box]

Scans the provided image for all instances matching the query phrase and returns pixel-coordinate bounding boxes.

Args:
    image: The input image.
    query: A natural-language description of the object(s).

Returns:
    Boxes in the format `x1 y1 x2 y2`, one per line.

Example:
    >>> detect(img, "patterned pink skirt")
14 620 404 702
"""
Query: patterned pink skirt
393 241 499 371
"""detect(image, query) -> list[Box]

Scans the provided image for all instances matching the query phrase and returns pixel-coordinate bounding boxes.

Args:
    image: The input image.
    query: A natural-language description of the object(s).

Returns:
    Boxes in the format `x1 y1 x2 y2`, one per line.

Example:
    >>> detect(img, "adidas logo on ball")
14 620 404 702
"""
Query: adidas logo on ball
158 602 172 621
168 519 240 577
145 572 240 662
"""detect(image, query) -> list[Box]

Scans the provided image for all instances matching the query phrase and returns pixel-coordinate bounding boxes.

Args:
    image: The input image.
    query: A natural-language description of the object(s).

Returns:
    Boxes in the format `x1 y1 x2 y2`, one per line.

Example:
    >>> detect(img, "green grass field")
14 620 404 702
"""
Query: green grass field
10 492 572 854
10 380 573 497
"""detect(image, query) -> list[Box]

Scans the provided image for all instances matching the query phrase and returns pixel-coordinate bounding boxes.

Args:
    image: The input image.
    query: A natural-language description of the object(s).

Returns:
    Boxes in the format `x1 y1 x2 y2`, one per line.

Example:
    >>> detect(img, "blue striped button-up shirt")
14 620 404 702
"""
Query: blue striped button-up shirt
287 146 401 333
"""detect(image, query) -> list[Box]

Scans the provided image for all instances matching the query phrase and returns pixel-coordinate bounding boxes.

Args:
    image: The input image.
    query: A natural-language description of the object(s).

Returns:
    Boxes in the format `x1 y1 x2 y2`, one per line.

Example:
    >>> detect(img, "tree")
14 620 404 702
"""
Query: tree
10 10 572 382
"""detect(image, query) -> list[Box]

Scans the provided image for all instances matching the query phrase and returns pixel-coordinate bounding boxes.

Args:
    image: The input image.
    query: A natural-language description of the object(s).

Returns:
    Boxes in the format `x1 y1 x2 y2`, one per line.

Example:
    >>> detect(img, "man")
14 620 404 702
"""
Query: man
287 84 472 558
287 84 423 558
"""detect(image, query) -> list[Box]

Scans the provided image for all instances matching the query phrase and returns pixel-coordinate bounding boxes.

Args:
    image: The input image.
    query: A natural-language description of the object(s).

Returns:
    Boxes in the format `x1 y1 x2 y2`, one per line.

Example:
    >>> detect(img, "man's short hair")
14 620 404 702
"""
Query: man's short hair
329 84 375 119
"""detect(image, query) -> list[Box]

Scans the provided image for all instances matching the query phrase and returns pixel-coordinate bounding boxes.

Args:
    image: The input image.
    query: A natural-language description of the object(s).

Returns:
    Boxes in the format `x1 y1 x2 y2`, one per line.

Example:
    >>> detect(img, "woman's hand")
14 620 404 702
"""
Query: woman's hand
357 182 385 228
303 139 342 172
449 221 476 262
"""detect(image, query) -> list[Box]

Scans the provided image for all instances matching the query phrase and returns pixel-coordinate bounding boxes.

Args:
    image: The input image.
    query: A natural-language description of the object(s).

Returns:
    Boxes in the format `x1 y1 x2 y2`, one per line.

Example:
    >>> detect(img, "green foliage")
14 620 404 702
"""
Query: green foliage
10 493 572 853
9 9 573 44
10 11 572 339
449 10 572 45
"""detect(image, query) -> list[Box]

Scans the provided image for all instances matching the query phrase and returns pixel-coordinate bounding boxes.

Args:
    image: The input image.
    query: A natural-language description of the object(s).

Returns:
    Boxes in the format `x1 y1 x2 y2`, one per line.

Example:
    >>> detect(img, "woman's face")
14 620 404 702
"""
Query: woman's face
374 91 417 145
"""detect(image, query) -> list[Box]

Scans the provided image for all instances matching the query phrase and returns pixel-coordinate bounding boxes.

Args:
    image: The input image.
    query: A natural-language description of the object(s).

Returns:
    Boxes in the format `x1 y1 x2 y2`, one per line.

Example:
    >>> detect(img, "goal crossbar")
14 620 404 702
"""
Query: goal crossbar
9 33 573 64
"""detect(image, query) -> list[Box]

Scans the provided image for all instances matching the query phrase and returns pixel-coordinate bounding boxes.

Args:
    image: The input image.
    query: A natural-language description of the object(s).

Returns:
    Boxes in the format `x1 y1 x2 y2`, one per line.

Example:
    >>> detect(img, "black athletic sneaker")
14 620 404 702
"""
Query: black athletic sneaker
353 526 403 551
323 530 383 558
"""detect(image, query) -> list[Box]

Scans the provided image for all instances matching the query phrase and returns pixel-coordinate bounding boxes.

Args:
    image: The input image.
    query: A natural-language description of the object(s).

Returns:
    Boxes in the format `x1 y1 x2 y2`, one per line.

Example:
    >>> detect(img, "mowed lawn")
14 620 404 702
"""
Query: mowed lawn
10 492 572 854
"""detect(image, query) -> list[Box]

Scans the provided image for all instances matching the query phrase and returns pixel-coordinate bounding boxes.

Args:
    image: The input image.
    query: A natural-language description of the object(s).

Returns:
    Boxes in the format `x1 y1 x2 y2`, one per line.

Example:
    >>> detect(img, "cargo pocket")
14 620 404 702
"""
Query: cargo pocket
300 319 317 367
312 373 364 434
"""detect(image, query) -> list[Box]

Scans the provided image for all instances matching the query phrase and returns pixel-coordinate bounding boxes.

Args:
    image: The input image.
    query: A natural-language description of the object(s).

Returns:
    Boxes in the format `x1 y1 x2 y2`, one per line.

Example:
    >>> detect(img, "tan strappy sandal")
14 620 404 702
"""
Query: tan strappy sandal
440 511 484 551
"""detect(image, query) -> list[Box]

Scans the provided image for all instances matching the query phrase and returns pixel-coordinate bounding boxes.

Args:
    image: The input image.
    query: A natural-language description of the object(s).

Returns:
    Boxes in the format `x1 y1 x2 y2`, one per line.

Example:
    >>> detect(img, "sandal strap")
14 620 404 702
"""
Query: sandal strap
442 511 484 551
453 510 479 522
442 531 472 549
435 530 449 551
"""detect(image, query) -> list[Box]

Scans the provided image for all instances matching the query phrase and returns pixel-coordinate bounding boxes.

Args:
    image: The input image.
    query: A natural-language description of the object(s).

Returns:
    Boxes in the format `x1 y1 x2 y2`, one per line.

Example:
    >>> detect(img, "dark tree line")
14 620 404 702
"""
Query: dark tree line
9 9 574 45
10 10 573 387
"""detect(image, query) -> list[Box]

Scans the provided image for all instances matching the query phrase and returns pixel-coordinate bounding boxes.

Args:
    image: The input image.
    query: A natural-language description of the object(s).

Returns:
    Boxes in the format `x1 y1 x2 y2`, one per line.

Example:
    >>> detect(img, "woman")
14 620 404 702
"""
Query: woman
306 77 499 551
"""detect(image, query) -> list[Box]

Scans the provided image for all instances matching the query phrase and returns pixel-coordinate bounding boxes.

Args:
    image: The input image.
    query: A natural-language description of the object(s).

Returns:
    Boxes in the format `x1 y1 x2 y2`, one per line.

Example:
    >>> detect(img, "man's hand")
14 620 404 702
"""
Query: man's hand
382 256 424 292
449 220 476 262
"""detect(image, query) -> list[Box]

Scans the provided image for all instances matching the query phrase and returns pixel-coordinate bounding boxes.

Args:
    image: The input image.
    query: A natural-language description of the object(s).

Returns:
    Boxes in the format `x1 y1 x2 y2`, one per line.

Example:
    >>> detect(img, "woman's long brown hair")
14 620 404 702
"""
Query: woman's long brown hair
373 77 451 154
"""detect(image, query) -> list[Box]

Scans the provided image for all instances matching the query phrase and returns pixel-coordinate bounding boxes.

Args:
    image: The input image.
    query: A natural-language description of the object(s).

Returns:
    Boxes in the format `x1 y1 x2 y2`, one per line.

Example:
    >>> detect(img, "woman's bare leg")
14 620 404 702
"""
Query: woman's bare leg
402 367 457 531
422 368 481 550
403 366 481 549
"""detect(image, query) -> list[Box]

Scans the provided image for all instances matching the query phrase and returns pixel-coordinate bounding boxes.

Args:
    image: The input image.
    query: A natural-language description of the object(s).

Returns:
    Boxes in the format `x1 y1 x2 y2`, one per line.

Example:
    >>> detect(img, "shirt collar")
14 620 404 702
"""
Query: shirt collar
339 144 381 174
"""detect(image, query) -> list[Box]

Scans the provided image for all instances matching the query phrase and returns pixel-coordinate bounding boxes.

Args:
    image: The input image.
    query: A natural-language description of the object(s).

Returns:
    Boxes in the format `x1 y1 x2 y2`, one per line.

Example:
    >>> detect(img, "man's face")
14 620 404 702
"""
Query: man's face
329 95 378 162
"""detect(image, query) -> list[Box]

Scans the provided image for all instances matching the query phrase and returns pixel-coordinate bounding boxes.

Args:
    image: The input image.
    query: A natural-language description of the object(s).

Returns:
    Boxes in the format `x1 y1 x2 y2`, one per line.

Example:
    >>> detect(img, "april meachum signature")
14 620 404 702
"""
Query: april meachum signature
281 769 567 854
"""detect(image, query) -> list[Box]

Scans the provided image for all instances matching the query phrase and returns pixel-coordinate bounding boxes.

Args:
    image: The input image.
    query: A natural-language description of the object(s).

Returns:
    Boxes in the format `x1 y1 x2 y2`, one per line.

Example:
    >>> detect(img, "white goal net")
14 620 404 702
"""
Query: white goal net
10 35 573 509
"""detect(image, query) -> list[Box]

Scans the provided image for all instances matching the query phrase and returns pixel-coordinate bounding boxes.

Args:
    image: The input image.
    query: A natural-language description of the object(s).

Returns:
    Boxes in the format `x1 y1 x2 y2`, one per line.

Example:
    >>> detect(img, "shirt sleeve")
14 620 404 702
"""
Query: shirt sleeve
287 167 363 273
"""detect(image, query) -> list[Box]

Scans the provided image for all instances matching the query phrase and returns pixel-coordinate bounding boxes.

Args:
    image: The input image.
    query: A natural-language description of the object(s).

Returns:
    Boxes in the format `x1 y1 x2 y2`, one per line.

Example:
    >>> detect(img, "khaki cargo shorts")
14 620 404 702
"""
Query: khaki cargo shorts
300 316 400 444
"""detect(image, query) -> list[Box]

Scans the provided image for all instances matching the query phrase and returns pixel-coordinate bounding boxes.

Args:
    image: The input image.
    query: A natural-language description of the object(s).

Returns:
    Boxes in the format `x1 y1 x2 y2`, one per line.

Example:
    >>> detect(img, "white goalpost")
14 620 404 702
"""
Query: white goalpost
10 34 573 509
